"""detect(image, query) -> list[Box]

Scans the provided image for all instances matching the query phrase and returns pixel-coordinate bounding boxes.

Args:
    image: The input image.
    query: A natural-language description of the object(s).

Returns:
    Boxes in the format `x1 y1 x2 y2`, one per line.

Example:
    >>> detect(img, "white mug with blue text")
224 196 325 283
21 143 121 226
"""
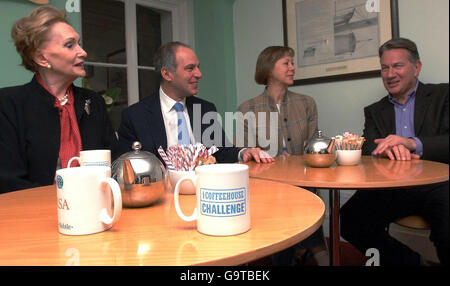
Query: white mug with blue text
174 164 250 236
56 166 122 235
67 150 111 168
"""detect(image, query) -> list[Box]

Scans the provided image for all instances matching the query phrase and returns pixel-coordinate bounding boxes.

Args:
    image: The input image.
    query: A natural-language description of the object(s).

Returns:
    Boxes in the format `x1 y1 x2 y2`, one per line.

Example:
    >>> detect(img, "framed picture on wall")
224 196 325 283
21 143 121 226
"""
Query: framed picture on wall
283 0 399 85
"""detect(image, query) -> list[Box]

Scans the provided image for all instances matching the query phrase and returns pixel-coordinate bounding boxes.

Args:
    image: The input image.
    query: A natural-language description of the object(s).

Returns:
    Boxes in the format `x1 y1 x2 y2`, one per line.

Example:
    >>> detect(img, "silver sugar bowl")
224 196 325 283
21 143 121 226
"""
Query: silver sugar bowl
303 130 336 168
111 142 167 207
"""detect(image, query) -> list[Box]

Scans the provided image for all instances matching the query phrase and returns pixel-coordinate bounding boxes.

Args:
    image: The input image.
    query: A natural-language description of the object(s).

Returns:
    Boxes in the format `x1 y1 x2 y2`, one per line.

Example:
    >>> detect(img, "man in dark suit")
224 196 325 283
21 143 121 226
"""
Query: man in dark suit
341 38 448 265
118 41 273 164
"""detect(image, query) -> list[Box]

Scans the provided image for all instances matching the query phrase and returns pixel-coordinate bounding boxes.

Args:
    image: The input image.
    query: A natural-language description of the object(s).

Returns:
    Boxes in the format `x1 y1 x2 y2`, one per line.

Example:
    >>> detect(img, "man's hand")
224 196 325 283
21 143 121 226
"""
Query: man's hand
241 147 274 163
372 135 420 160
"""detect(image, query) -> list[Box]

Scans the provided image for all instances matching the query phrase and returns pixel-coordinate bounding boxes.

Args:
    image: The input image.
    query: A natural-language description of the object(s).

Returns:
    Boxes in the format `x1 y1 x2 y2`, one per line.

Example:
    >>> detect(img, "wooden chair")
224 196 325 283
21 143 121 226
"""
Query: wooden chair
394 215 430 230
393 216 439 265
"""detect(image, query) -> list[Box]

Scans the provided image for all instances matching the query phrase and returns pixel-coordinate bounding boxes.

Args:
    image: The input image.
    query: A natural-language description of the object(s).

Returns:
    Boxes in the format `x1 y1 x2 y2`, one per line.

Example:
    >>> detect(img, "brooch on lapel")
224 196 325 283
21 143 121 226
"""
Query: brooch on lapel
84 99 91 115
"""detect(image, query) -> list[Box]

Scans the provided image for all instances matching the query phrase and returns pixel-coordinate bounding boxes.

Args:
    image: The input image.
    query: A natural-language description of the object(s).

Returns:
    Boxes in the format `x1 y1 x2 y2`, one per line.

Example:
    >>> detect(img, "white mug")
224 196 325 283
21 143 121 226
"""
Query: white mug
174 164 250 236
56 166 122 235
168 170 196 195
336 149 362 166
67 150 111 168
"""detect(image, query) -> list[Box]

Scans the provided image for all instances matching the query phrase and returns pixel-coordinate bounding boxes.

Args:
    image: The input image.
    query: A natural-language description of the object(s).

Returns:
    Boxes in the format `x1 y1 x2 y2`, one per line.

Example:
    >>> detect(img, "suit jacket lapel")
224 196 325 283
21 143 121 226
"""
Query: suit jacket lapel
377 97 396 135
143 94 168 150
186 96 194 129
414 82 431 136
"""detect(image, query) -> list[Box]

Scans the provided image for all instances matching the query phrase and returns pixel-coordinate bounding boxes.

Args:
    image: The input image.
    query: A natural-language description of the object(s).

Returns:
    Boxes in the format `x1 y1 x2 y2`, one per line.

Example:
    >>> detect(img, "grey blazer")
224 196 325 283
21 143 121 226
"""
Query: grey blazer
237 89 318 157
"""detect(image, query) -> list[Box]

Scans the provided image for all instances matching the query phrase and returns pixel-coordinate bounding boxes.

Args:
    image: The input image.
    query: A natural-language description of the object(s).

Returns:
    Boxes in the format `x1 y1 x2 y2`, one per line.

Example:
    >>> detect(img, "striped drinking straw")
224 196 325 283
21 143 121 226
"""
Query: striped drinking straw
158 146 174 170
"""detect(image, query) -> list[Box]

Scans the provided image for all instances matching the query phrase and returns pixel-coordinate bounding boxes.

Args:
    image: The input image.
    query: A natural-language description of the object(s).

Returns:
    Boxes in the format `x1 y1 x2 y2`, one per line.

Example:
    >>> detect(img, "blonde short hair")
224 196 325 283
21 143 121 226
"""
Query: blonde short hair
11 5 68 72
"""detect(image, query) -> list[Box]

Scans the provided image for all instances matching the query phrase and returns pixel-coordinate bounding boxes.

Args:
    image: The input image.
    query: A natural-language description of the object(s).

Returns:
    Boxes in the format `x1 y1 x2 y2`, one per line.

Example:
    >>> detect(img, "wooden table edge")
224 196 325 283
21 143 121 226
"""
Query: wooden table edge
192 213 326 266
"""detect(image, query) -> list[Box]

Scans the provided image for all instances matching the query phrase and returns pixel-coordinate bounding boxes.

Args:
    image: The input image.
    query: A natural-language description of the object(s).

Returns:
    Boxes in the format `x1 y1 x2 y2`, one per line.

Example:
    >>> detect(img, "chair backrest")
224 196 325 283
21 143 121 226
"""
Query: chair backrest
395 216 430 230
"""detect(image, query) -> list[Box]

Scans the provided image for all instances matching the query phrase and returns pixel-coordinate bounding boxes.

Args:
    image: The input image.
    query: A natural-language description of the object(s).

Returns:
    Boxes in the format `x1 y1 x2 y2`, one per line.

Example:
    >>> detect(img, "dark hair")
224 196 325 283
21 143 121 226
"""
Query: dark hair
379 38 420 64
11 5 68 72
153 41 191 79
254 46 295 85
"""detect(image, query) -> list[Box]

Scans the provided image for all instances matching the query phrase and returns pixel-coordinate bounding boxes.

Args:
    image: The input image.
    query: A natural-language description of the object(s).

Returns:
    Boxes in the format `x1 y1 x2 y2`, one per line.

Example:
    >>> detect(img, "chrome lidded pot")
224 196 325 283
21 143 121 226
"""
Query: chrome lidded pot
111 142 167 207
303 130 336 168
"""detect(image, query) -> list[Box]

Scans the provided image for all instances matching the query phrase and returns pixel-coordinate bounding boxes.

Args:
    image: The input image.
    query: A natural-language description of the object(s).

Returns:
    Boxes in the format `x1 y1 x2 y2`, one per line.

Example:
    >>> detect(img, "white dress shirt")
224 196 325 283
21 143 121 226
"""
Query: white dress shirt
160 87 246 161
159 87 195 147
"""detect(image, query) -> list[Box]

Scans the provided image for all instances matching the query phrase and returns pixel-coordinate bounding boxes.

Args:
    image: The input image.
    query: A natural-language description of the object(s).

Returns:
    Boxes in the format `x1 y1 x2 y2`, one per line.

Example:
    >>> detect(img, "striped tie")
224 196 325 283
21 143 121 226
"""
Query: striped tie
173 102 190 145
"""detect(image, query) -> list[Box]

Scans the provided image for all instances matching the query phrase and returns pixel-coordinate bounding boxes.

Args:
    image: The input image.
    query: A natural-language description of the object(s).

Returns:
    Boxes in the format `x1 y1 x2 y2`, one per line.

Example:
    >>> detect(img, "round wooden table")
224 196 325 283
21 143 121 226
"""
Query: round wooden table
0 178 324 266
245 155 449 265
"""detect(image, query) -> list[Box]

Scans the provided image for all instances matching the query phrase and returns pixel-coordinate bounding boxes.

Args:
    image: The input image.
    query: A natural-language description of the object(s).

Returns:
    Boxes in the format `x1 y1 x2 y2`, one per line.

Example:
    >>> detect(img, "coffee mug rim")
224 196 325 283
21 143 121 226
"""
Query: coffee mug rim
169 169 196 175
79 149 111 154
57 165 111 175
336 149 362 153
195 163 248 173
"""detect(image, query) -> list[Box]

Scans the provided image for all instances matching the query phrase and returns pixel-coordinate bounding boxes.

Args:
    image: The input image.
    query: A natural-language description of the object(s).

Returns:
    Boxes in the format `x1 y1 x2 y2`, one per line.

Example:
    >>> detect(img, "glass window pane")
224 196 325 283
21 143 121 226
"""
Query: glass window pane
83 65 128 131
81 0 126 64
136 4 163 67
138 69 160 101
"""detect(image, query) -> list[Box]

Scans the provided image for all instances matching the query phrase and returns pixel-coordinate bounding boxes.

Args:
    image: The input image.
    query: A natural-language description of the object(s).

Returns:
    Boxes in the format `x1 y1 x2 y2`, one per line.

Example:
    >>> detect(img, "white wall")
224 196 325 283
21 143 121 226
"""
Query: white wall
399 0 449 83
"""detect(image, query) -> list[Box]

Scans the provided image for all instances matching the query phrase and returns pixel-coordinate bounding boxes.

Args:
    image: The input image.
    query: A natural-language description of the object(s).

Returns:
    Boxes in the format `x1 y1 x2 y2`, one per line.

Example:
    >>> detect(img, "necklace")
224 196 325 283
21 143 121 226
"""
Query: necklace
58 93 69 105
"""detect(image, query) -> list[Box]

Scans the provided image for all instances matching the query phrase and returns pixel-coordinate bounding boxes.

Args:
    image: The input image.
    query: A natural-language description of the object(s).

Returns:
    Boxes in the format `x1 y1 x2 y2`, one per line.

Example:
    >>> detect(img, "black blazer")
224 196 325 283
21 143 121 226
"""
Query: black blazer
362 82 449 164
0 76 119 193
118 92 240 164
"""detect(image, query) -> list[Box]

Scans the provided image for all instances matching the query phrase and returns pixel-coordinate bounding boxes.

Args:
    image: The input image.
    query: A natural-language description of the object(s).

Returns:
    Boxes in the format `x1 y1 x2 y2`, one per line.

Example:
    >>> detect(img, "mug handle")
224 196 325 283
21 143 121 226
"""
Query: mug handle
174 175 198 222
99 178 123 226
67 157 81 168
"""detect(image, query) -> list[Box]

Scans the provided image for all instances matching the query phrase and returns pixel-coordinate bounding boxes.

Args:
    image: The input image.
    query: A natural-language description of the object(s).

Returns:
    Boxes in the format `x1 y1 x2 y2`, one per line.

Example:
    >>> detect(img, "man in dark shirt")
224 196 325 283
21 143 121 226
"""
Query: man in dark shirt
341 38 448 265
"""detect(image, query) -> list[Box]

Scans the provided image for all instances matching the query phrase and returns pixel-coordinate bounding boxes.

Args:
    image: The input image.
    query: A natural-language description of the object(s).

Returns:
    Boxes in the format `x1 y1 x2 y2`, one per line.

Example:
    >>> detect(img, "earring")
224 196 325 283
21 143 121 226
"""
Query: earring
47 63 52 69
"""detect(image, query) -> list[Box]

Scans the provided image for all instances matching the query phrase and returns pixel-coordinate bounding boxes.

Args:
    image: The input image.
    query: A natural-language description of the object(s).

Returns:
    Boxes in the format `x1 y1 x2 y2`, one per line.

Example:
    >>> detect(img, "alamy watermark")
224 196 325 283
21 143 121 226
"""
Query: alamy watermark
365 0 380 13
365 248 380 266
65 248 80 266
190 104 279 157
65 0 80 13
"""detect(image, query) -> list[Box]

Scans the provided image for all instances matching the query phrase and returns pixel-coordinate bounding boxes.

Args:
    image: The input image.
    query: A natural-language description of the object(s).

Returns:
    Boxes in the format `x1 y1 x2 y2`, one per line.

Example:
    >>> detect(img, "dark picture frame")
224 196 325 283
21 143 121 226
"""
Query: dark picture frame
283 0 399 85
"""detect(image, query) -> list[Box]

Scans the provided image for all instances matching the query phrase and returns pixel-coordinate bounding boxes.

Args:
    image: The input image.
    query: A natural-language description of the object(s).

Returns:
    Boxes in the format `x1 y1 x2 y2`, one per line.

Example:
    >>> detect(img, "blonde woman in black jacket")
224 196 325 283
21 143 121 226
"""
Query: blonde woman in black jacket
0 6 118 193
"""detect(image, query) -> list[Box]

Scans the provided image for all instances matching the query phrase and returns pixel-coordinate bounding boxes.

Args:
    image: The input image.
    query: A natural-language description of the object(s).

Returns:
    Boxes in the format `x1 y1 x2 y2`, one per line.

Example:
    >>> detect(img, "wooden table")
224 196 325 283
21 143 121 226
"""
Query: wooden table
0 178 324 266
246 155 449 265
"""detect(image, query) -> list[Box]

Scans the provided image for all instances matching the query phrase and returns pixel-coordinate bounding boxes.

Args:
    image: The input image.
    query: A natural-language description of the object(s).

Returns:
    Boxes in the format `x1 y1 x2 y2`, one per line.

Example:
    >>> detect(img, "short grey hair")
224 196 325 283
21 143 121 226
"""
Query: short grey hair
153 41 191 79
379 38 420 64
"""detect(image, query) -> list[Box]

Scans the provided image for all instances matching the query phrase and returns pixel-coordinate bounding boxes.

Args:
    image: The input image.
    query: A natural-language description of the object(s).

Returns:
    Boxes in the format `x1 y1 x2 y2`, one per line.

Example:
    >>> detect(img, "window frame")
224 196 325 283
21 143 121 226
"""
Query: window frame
82 0 194 106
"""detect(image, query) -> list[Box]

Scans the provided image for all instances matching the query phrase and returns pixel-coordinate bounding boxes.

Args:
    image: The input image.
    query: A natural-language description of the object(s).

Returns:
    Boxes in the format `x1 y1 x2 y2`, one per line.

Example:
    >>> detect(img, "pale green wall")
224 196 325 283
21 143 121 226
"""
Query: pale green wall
0 0 81 88
193 0 237 121
0 0 237 118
